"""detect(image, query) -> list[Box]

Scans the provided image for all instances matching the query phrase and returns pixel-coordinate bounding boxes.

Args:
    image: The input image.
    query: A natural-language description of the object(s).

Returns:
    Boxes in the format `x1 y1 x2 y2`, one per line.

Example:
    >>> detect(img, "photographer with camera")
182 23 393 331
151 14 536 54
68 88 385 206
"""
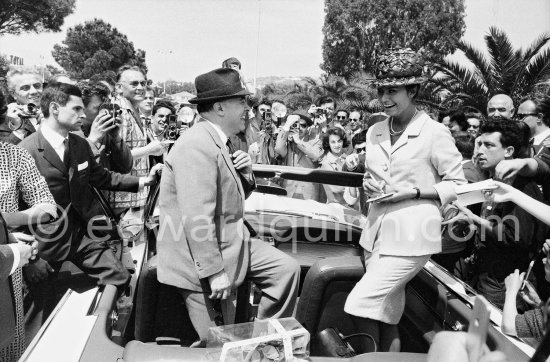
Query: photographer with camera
249 102 278 165
275 112 323 200
147 100 177 165
0 68 44 145
308 96 336 137
77 80 133 173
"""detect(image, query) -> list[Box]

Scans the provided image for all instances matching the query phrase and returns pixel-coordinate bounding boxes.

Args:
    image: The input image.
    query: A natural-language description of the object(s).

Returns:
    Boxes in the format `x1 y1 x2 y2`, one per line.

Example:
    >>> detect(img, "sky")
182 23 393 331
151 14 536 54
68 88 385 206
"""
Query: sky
0 0 549 82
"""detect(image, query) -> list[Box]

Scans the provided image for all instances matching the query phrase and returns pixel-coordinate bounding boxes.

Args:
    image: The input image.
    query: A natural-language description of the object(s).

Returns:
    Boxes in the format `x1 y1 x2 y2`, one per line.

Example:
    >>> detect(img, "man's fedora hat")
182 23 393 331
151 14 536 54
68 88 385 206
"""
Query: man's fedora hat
369 47 427 88
188 68 251 104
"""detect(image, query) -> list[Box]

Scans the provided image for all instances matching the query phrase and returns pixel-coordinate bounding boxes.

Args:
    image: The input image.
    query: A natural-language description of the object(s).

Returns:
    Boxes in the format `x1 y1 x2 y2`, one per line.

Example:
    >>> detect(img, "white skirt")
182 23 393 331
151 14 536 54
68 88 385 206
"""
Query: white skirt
344 242 431 324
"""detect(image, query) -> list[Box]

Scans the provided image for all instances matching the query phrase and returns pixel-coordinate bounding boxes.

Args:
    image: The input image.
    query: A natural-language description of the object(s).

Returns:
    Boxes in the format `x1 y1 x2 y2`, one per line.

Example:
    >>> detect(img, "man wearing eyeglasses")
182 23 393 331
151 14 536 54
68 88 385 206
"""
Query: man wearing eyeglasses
0 68 44 144
331 109 349 129
348 110 364 137
517 99 550 155
108 65 167 217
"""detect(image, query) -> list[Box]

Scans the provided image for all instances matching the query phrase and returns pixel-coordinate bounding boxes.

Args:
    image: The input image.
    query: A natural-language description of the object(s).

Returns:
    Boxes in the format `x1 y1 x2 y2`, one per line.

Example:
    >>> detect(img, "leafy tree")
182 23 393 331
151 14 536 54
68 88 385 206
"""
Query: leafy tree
431 27 550 114
322 0 465 78
0 0 75 35
163 80 196 95
52 19 147 80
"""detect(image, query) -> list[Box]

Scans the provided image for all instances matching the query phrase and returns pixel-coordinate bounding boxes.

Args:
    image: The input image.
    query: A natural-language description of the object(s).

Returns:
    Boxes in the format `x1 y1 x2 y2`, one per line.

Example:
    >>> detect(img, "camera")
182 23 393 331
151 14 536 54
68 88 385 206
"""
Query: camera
262 110 272 122
164 114 182 141
312 107 328 118
19 103 39 119
99 102 123 124
8 103 39 131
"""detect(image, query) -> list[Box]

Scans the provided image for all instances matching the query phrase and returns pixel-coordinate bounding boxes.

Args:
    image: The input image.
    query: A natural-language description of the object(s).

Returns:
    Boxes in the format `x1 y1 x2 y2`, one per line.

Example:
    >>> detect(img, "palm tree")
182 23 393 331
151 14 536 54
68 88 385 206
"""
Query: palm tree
430 27 550 114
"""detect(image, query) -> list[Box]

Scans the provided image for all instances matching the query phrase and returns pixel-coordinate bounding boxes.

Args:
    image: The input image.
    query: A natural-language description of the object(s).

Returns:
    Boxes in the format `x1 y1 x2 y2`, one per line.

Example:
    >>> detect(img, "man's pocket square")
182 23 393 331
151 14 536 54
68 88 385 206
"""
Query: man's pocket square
77 161 88 171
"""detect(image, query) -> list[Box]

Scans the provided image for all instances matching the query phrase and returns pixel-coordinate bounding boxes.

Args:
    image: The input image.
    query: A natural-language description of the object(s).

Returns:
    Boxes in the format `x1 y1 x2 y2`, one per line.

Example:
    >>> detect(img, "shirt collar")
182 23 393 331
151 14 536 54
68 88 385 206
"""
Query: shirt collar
533 128 550 145
41 123 67 148
204 119 228 146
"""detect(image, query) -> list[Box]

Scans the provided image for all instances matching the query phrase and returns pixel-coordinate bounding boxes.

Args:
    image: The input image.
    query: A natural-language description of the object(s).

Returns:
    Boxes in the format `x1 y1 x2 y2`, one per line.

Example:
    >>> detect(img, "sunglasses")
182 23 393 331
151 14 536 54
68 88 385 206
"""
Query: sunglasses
19 83 43 92
124 80 148 88
291 122 308 129
349 118 360 122
355 147 366 153
336 116 347 120
515 113 539 120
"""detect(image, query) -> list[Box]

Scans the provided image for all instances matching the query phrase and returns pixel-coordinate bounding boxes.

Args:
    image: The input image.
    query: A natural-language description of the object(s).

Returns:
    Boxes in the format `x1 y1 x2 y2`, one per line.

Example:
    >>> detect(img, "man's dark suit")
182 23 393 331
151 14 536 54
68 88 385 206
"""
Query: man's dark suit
20 128 139 321
0 214 16 349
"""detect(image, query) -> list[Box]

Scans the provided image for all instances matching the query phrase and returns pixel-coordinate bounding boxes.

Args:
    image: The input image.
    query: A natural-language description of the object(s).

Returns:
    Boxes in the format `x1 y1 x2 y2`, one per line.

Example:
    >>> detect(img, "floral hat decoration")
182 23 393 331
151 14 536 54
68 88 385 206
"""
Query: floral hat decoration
371 47 427 88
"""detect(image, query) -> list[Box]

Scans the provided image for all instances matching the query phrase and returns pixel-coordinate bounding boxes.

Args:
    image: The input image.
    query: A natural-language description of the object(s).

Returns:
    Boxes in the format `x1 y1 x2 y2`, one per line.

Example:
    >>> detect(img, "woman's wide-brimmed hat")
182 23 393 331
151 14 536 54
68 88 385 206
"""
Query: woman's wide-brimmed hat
370 48 426 88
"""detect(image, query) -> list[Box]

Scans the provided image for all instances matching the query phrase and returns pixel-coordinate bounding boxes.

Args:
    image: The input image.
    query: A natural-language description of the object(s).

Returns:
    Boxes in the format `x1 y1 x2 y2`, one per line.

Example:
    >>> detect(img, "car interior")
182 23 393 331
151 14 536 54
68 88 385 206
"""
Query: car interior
42 168 535 361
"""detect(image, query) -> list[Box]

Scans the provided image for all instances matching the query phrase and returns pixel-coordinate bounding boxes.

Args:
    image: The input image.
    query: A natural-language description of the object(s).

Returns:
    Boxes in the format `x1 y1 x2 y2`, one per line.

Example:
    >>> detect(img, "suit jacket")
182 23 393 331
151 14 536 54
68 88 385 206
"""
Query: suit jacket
0 214 15 349
157 120 255 292
360 112 466 256
19 129 140 261
79 126 133 173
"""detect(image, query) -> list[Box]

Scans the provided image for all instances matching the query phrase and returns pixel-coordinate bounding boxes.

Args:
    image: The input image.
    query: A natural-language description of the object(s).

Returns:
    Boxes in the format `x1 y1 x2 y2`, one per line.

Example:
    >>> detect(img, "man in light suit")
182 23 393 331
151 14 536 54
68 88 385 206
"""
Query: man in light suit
157 68 300 344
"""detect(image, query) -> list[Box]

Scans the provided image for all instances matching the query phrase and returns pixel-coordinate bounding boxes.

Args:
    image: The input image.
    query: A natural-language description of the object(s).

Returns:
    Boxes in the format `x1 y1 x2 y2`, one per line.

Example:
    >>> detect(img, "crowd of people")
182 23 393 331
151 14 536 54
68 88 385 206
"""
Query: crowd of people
0 48 549 361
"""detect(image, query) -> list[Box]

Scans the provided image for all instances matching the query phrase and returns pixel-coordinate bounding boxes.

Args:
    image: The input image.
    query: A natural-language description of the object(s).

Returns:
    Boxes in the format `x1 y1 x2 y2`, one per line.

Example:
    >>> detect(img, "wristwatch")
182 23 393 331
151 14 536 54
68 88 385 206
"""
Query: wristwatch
413 187 421 199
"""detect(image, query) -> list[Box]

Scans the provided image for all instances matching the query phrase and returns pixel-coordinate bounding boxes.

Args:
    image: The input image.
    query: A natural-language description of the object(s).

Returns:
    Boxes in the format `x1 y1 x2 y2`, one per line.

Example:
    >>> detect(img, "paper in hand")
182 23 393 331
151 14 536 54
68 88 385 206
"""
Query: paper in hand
455 179 497 206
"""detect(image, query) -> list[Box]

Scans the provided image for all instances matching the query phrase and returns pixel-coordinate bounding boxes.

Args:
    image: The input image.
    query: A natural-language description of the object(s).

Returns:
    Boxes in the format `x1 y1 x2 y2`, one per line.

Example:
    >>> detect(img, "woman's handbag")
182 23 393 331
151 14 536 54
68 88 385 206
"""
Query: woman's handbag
315 327 377 357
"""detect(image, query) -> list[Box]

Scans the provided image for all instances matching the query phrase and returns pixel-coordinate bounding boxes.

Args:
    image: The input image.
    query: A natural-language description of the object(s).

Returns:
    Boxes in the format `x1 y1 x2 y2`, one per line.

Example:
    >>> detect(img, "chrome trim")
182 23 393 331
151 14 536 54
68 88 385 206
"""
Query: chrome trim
20 289 75 361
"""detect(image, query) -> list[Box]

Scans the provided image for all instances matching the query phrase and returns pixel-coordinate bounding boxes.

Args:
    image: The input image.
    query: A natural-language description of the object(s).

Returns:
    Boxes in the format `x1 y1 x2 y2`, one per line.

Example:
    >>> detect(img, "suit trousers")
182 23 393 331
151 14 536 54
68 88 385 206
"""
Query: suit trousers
179 239 300 344
27 233 131 327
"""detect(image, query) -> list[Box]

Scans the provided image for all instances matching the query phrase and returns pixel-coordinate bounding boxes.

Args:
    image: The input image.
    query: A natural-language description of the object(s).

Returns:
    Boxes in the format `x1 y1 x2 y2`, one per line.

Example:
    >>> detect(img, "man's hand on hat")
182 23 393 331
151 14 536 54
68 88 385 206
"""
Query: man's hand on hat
232 150 252 175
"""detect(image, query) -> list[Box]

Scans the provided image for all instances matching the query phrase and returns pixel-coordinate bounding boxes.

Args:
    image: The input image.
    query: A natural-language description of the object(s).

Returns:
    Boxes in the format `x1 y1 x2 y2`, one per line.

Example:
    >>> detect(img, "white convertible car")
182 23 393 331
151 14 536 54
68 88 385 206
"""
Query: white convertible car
20 165 537 361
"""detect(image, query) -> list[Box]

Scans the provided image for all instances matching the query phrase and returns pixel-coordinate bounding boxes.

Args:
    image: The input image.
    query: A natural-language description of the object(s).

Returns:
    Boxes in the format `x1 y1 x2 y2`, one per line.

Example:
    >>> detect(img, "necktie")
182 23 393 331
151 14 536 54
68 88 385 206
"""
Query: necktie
226 138 236 155
63 138 71 170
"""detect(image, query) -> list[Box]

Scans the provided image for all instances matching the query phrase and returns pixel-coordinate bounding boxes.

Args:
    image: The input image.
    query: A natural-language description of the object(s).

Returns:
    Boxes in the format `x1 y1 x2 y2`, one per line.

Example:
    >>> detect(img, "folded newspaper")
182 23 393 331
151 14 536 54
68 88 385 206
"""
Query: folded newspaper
455 179 497 206
206 318 310 362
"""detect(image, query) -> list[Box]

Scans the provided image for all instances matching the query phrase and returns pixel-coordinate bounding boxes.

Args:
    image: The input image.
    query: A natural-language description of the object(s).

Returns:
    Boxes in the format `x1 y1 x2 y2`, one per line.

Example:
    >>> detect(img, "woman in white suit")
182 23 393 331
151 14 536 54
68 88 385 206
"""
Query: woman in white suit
344 48 466 352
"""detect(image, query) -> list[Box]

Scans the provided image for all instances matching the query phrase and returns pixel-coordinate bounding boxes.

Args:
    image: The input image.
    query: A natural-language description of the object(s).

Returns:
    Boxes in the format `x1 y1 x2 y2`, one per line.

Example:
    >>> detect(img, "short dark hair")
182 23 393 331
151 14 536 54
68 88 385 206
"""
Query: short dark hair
318 96 336 108
449 110 468 131
116 64 145 82
453 132 475 159
41 82 82 118
335 109 349 117
351 130 367 147
222 57 241 69
77 81 110 107
404 84 421 100
534 95 550 127
322 127 349 152
258 98 272 108
480 118 522 158
153 100 175 116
